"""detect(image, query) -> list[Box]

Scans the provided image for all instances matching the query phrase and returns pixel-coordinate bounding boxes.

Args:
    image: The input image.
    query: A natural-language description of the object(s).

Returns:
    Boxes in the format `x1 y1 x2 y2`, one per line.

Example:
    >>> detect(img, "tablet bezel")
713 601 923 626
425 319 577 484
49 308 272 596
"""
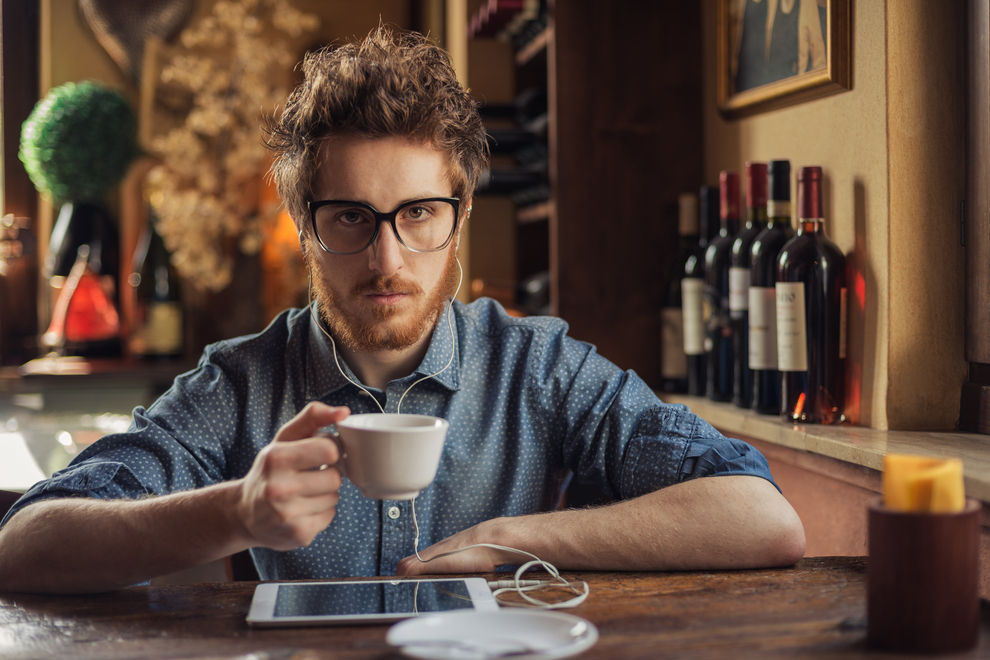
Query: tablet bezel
246 576 498 627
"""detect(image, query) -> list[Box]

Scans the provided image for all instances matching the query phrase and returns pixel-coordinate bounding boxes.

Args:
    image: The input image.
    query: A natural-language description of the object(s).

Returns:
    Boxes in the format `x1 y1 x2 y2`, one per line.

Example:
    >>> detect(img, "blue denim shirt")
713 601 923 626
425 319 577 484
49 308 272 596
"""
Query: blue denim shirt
2 298 775 579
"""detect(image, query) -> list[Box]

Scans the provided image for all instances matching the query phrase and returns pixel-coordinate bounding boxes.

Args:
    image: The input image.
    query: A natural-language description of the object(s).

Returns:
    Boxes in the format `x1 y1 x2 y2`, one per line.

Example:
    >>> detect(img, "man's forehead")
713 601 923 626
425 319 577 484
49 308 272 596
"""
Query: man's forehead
312 135 457 197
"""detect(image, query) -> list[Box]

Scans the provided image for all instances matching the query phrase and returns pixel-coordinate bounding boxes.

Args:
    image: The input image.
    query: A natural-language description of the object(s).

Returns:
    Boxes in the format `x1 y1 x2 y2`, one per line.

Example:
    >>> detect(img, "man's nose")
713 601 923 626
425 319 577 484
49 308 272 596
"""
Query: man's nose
367 222 404 276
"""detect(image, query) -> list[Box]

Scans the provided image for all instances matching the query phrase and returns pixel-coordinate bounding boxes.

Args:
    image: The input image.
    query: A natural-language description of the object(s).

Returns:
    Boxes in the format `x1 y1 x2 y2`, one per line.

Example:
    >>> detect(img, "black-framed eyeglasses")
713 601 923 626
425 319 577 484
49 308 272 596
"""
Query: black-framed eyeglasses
307 197 460 255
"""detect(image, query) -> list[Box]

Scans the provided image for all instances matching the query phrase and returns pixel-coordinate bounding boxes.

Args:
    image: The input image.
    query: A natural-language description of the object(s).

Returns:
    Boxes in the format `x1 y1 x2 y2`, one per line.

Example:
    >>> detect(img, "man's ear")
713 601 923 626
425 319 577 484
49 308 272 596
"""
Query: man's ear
463 198 473 222
457 199 472 250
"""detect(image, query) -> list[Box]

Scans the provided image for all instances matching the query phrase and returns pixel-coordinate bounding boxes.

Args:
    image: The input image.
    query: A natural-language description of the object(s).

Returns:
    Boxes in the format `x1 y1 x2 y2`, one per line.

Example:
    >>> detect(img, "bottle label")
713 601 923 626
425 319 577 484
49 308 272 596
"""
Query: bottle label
728 267 749 313
661 307 688 378
776 282 807 371
142 302 183 354
839 286 847 360
767 200 791 219
748 286 777 369
681 278 706 355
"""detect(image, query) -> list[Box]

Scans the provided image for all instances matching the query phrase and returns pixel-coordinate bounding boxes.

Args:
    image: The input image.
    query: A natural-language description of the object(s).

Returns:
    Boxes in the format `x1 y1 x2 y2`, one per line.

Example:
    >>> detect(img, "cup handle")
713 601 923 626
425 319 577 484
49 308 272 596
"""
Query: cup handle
317 424 347 478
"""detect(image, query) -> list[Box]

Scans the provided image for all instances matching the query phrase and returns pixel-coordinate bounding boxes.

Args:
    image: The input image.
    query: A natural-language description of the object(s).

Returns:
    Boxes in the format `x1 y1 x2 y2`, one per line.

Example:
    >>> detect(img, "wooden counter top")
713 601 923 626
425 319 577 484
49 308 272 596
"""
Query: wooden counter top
5 558 988 658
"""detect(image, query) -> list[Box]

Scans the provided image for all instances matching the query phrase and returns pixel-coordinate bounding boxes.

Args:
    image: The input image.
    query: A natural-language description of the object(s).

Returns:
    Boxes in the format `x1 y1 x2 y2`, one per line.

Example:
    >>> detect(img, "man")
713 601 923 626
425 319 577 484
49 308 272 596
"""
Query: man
0 26 804 594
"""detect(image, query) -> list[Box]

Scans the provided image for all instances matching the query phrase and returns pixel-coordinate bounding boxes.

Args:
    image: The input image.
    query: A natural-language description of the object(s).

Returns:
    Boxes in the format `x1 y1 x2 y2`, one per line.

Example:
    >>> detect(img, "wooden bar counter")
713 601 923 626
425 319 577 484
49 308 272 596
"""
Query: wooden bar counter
2 557 989 658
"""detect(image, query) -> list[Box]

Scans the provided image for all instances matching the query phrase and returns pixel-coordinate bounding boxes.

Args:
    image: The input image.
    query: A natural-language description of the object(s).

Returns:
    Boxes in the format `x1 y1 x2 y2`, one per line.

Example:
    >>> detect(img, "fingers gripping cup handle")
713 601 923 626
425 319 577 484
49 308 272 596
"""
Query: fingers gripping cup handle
318 424 347 478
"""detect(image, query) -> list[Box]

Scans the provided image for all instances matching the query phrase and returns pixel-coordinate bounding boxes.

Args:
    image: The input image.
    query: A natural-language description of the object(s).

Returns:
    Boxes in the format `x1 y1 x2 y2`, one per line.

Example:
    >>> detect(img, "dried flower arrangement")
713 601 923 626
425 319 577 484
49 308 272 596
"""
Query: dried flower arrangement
145 0 318 292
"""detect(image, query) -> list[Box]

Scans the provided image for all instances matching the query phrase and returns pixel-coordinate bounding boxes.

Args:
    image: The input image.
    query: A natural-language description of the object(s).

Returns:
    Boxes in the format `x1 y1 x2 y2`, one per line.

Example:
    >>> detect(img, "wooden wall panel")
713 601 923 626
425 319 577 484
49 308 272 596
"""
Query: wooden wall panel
551 0 703 385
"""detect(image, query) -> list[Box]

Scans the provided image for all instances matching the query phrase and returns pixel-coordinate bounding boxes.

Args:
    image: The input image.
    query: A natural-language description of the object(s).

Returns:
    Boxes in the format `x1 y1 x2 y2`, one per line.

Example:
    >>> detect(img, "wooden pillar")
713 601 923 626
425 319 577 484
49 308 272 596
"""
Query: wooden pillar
962 0 990 433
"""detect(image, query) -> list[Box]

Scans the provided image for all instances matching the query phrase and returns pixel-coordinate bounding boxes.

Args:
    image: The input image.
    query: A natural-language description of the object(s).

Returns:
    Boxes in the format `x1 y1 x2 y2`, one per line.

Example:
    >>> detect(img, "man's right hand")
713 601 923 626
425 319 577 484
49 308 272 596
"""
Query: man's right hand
234 402 350 551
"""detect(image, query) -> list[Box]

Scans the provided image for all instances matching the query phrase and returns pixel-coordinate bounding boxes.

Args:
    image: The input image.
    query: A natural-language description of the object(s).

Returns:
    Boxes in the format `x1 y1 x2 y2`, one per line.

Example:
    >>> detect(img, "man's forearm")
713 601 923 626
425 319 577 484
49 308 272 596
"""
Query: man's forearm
502 475 804 570
400 475 805 574
0 482 249 594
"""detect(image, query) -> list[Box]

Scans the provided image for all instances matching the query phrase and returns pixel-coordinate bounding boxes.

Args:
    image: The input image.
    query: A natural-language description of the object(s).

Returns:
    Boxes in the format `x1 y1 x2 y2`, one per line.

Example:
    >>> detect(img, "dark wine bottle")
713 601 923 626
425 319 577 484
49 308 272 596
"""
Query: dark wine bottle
45 202 122 357
682 185 717 397
661 193 699 393
730 162 768 408
704 171 740 402
129 215 184 359
750 160 795 414
776 166 847 424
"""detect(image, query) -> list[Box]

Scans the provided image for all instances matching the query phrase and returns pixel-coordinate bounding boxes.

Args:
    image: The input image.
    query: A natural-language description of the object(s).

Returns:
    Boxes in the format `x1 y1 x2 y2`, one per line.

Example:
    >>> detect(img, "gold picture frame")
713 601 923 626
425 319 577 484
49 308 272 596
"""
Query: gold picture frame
718 0 851 118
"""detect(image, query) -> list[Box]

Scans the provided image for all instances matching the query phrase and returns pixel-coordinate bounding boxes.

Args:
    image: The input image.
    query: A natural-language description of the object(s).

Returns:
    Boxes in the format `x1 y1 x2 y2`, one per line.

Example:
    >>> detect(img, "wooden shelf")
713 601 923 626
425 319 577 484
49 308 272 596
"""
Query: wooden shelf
469 2 702 386
517 200 552 224
1 356 194 394
663 393 990 504
515 26 550 67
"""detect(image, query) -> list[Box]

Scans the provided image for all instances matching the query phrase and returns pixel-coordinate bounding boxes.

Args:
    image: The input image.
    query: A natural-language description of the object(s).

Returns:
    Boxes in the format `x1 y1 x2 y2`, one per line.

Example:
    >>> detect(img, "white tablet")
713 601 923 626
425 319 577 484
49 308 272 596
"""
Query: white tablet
246 577 498 627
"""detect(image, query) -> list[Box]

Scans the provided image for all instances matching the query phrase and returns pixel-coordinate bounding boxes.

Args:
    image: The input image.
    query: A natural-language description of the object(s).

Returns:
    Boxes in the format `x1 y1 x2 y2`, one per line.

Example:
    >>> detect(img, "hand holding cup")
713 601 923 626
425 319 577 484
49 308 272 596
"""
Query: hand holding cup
236 402 349 550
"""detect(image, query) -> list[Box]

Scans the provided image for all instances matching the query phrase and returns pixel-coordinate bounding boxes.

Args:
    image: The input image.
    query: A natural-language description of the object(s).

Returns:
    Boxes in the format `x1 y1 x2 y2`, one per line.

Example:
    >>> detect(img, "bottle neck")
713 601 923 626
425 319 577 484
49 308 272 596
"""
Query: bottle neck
721 217 740 236
766 200 791 227
796 217 823 234
745 206 767 228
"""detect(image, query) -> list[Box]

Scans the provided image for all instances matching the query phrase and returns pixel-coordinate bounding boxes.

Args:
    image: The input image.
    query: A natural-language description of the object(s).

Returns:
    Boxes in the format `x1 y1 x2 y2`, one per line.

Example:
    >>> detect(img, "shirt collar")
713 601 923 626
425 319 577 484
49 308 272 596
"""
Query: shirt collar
305 302 461 400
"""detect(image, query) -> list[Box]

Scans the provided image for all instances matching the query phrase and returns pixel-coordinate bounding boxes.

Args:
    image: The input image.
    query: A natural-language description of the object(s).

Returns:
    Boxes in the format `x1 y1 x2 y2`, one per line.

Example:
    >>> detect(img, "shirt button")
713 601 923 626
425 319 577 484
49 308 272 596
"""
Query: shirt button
387 506 401 520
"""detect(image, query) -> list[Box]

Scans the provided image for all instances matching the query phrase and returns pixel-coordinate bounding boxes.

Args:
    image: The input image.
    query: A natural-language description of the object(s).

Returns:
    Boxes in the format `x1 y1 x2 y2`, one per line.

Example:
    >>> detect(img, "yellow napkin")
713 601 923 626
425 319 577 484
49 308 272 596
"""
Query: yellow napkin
883 454 965 513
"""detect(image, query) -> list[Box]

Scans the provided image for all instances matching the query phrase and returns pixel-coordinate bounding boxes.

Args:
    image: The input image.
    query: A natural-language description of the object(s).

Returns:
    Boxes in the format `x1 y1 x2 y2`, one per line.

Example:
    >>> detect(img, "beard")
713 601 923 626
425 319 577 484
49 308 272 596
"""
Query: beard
307 246 459 353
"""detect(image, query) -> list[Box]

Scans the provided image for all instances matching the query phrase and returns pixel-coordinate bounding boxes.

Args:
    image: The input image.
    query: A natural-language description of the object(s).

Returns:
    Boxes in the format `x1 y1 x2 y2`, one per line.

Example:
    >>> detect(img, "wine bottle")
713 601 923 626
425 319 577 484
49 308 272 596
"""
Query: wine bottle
129 216 184 359
682 185 717 396
704 171 740 402
729 162 768 408
776 166 847 424
45 201 122 357
750 160 795 414
661 193 699 393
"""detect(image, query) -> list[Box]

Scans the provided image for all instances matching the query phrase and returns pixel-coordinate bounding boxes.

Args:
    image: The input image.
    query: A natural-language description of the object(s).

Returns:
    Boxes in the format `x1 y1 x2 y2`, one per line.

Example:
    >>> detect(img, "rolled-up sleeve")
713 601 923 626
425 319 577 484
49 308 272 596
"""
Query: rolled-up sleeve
543 325 779 503
0 459 151 528
617 401 778 499
0 354 244 530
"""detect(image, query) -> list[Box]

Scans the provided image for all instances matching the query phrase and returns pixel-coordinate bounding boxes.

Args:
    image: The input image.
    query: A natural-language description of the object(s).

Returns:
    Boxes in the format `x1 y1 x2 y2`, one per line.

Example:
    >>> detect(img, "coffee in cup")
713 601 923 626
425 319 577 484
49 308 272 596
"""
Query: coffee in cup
321 413 447 500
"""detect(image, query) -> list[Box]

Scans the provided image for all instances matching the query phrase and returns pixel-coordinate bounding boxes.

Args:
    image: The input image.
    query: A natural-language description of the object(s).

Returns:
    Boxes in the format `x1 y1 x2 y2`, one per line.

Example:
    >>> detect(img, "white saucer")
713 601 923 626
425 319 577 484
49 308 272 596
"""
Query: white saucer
386 609 598 659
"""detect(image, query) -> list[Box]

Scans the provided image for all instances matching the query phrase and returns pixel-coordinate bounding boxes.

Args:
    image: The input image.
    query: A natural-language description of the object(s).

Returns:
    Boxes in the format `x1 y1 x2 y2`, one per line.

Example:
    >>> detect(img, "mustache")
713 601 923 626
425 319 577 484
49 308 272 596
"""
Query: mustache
353 276 424 297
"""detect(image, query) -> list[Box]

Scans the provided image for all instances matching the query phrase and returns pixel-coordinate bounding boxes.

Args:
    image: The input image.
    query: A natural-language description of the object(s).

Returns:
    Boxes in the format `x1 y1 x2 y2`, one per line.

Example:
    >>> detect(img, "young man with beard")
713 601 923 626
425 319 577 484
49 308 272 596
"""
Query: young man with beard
0 26 804 594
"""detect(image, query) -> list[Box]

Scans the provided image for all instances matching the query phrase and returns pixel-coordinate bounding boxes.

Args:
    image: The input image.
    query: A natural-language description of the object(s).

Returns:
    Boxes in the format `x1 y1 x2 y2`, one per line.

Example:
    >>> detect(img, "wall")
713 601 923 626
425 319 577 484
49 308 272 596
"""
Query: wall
885 1 967 431
702 0 967 431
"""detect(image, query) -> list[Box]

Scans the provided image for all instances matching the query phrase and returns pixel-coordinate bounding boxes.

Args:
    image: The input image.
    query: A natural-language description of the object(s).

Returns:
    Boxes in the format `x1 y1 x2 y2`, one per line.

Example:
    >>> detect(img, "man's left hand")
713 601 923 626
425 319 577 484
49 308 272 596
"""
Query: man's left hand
396 518 515 575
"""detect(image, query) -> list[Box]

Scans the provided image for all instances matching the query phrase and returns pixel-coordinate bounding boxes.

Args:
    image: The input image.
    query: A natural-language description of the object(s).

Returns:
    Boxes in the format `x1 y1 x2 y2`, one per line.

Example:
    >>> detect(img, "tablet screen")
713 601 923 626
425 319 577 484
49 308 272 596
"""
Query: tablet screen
272 579 476 618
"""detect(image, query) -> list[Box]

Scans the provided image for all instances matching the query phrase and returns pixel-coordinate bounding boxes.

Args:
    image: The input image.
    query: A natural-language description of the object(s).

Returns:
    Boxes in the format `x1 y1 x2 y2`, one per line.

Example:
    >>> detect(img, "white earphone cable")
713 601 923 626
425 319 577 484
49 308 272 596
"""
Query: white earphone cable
410 496 589 609
309 257 462 415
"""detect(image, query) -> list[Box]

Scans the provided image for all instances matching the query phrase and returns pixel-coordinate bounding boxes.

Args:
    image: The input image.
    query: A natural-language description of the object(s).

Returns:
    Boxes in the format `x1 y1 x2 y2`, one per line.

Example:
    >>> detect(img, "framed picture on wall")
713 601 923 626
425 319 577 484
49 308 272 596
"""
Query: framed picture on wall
718 0 851 118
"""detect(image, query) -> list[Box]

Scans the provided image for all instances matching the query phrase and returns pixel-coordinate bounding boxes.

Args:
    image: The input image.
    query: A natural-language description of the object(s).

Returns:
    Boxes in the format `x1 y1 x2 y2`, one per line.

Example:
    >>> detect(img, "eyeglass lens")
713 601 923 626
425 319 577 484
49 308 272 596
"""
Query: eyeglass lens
313 200 456 253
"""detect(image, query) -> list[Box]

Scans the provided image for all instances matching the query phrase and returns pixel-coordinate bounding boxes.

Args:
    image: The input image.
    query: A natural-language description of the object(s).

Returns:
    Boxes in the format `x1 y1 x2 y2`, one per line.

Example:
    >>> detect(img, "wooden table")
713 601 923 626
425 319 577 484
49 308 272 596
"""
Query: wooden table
1 557 988 658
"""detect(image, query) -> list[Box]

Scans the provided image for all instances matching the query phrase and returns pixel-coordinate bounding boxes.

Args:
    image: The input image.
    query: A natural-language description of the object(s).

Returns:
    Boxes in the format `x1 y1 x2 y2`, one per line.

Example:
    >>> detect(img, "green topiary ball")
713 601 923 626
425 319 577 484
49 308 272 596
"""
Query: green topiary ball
19 80 139 204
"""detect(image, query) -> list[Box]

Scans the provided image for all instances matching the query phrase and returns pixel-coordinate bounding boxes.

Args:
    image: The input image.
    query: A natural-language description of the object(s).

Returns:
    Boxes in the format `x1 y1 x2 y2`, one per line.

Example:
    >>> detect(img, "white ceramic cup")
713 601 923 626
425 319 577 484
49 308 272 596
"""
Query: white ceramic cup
322 413 448 500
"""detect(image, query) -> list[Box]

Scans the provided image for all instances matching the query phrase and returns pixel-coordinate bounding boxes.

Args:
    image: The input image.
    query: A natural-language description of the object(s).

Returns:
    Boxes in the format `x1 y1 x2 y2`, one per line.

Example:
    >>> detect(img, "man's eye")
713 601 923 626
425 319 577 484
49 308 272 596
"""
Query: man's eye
337 211 368 225
404 206 431 220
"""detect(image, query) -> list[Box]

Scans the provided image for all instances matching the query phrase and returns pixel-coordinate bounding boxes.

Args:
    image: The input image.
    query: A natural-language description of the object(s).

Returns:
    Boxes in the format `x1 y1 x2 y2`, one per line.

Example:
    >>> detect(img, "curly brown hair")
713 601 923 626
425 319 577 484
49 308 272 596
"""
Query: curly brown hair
266 24 488 224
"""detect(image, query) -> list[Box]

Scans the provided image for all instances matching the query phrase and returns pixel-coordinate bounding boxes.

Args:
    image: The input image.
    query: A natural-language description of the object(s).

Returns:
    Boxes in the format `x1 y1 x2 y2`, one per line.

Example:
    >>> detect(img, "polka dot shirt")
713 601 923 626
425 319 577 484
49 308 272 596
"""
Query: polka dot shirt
3 298 776 580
